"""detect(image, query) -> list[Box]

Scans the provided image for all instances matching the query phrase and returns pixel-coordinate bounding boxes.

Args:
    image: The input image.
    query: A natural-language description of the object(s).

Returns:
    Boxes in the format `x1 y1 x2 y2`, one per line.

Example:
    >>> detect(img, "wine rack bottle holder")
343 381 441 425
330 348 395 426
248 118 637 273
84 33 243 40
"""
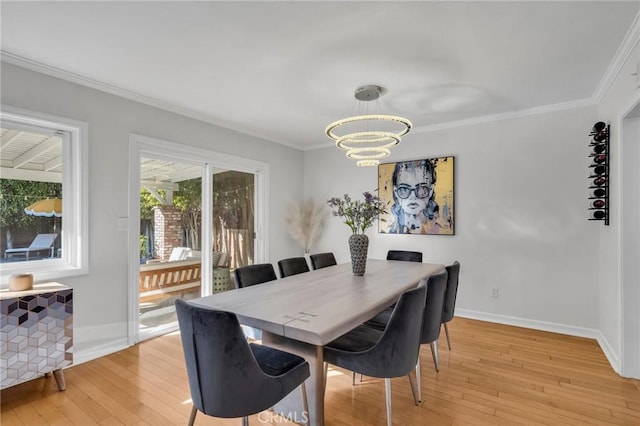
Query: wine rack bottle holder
588 122 609 225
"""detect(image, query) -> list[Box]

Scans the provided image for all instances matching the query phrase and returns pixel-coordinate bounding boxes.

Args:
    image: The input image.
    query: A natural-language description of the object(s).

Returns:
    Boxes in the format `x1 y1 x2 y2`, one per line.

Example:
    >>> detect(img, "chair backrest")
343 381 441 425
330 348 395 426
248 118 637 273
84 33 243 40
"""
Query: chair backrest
309 252 337 270
386 250 423 263
29 233 57 248
420 270 449 344
233 263 277 289
175 300 286 418
360 282 428 377
277 257 310 278
442 261 461 324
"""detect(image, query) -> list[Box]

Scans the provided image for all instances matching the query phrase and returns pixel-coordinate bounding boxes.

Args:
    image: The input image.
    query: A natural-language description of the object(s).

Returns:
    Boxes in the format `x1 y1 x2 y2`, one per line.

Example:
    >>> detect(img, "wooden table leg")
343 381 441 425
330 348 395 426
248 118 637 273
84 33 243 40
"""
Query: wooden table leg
52 369 66 391
262 332 324 426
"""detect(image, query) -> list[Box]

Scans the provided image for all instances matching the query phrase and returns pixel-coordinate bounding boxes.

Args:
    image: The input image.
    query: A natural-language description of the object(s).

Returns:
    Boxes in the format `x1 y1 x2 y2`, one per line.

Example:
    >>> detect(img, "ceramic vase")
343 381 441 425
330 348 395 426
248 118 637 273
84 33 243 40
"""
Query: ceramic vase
9 273 34 291
349 234 369 276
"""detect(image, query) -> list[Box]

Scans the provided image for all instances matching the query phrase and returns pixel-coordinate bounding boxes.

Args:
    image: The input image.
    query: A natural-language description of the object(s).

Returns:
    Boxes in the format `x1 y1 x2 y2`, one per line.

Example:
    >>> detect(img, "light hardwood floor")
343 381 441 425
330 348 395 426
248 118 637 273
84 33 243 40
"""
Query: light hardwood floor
2 317 639 425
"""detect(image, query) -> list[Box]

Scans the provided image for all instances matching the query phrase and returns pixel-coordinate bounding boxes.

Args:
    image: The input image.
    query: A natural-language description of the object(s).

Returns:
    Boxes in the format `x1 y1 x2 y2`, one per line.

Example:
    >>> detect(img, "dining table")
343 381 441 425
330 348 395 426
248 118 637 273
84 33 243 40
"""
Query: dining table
190 258 445 426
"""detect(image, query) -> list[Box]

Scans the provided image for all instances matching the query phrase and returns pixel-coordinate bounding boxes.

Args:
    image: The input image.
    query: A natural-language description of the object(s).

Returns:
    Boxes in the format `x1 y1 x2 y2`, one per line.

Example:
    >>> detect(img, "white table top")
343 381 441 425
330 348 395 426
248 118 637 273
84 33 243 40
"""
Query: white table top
191 259 445 345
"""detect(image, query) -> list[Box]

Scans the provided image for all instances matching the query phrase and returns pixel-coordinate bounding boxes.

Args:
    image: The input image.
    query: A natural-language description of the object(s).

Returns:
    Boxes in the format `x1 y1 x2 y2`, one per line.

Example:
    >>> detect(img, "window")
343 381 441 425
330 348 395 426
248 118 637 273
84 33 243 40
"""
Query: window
0 107 88 285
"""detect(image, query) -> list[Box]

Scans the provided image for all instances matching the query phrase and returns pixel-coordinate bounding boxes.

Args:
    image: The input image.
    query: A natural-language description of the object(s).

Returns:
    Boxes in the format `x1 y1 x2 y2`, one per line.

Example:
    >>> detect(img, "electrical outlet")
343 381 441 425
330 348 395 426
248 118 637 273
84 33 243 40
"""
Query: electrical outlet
491 288 499 297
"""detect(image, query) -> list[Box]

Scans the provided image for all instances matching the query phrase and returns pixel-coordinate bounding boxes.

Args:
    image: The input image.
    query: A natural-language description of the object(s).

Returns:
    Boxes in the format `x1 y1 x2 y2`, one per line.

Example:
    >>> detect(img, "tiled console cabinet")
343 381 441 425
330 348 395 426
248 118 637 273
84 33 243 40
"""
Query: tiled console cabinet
1 283 72 390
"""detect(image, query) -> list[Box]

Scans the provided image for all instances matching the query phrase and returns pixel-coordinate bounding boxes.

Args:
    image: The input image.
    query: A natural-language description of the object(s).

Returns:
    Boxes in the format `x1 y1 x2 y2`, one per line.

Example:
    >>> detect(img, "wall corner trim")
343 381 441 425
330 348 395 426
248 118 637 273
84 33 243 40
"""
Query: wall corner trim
593 11 640 102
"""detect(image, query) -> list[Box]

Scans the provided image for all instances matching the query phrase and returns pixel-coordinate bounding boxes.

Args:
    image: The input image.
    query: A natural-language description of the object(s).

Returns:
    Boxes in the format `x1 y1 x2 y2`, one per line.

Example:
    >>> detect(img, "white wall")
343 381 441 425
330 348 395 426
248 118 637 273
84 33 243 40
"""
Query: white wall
304 39 640 375
305 106 602 335
596 38 640 375
2 42 637 371
1 62 305 357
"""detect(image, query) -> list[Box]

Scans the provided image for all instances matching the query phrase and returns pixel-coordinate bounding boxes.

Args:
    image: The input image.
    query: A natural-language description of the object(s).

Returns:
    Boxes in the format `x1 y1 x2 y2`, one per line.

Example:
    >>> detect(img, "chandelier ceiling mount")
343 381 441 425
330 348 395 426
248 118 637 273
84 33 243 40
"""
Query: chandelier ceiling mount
325 85 411 167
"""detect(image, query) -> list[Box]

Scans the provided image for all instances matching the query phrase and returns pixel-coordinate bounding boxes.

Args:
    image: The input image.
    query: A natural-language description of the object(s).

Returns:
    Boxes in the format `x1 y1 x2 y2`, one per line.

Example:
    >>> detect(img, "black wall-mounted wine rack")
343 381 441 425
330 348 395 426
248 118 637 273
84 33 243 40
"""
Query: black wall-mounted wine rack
588 122 609 225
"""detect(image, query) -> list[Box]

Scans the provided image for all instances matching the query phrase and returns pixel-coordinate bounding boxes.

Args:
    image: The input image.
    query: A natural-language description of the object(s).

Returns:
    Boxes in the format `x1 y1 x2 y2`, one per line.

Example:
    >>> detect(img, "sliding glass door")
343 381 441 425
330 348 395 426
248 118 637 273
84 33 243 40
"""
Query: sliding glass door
129 134 267 344
138 157 203 337
210 170 255 293
212 170 255 268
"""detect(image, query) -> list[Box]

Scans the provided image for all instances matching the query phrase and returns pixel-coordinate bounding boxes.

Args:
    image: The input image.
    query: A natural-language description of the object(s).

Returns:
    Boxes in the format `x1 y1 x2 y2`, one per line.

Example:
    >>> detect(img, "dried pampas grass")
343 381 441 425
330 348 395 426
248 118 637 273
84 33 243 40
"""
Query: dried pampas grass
285 198 325 253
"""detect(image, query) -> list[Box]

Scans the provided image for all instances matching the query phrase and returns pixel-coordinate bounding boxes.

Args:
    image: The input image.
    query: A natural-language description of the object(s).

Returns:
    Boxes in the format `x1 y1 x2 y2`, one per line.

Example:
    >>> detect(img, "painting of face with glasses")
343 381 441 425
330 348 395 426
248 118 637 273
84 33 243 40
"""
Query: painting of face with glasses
378 157 454 235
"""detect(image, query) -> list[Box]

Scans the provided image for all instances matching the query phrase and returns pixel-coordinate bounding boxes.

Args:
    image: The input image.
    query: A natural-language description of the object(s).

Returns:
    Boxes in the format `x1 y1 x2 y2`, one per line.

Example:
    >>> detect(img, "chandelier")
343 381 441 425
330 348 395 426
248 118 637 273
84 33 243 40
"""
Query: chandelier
325 85 412 167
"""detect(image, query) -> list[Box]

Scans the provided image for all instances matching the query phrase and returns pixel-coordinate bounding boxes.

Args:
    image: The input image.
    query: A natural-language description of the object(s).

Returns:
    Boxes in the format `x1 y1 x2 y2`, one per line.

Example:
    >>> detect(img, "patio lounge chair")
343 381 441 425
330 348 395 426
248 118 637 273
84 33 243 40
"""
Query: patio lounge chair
4 233 58 260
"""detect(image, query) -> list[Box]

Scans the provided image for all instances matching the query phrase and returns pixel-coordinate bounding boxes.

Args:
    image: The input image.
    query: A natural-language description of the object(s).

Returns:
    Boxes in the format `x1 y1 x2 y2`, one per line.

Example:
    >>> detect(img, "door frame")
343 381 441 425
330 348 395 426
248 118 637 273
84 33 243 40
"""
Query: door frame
619 97 640 378
127 133 269 345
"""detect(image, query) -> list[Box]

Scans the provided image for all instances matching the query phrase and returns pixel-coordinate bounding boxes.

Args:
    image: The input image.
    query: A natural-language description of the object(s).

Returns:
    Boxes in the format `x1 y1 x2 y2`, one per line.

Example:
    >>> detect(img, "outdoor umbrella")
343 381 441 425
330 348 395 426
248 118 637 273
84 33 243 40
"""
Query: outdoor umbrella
24 198 62 232
24 198 62 217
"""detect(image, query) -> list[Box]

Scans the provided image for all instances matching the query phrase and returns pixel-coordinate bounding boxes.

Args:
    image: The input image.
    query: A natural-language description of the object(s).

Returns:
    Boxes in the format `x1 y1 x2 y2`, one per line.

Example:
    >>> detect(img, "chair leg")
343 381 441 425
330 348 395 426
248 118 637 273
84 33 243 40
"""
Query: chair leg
188 405 197 426
300 382 310 426
351 371 365 385
416 357 422 402
384 378 393 426
324 362 328 389
407 371 419 406
444 322 452 350
242 416 249 426
430 340 440 372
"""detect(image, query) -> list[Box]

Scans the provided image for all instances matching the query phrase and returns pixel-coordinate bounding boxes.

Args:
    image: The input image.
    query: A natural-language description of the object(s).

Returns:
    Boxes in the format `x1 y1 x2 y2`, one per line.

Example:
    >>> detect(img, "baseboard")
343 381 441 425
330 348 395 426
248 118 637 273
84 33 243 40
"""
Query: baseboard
594 330 621 374
455 309 621 372
72 322 130 365
73 338 130 366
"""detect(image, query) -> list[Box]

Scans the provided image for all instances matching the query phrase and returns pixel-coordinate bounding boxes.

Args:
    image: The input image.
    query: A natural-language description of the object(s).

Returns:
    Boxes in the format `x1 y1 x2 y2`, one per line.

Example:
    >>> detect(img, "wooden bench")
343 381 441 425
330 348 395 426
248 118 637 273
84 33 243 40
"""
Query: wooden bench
139 259 202 302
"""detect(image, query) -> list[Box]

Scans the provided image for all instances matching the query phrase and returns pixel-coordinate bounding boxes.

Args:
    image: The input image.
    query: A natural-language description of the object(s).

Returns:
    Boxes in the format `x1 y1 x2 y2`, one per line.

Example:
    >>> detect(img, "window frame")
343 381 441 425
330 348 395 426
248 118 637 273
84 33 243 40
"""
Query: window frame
0 106 89 286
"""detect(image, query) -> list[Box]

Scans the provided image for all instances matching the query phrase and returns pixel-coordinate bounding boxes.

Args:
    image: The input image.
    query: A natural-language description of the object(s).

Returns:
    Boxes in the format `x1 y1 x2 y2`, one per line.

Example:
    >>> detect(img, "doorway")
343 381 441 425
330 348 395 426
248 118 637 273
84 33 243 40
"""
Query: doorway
137 157 204 337
128 134 268 344
621 99 640 378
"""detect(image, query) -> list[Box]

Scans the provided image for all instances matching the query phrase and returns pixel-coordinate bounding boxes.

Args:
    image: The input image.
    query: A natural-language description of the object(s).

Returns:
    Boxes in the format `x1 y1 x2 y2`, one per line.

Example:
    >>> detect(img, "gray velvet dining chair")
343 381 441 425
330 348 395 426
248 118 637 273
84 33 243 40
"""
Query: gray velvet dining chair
364 270 448 401
233 263 278 340
442 261 461 350
175 299 310 426
233 263 277 289
364 249 423 332
323 282 427 426
277 257 310 278
414 269 448 400
386 250 423 263
309 252 337 270
352 250 423 385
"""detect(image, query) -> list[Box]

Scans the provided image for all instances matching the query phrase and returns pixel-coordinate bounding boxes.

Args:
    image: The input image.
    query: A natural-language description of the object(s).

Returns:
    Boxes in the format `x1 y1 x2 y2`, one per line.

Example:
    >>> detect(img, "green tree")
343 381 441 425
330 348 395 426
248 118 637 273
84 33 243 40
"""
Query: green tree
0 179 62 248
174 178 202 250
139 188 162 220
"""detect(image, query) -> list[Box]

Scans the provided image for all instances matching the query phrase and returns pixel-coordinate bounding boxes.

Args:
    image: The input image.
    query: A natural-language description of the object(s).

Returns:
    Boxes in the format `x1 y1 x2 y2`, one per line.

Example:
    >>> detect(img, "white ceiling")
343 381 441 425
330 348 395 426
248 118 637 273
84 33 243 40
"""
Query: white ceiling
1 1 639 151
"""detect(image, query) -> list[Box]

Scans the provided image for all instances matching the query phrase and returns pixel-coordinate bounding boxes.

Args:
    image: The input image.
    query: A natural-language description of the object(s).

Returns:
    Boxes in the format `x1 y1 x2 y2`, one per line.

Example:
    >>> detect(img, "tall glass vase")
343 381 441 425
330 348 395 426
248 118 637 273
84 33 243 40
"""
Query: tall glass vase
349 234 369 276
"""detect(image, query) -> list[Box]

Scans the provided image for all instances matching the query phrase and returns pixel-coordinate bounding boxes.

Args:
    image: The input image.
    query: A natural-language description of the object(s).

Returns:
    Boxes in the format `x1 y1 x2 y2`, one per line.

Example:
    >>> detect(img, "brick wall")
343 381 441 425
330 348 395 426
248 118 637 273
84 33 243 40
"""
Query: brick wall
153 205 182 261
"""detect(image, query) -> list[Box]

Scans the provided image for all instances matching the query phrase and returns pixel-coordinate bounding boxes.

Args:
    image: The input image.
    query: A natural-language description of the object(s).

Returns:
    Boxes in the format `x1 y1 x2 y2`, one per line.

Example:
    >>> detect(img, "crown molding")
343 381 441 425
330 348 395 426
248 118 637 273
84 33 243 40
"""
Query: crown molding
593 11 640 102
302 96 596 151
411 97 596 136
0 50 199 117
0 50 302 150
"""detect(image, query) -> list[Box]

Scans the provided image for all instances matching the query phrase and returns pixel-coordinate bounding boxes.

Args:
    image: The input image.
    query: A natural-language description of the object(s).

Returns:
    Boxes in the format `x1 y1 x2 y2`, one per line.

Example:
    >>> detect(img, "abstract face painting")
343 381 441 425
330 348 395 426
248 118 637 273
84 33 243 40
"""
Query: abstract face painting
378 157 454 235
